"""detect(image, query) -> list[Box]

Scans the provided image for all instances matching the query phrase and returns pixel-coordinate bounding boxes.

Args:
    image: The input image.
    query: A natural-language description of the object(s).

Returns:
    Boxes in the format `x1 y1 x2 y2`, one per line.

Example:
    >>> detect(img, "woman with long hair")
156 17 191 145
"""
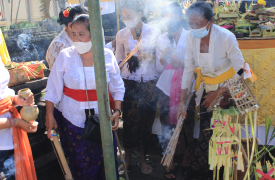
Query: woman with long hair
115 0 161 175
156 2 195 179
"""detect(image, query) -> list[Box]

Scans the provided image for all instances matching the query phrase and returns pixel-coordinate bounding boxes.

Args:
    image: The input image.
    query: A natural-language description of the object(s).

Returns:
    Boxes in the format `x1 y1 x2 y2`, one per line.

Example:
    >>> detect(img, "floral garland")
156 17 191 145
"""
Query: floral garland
63 7 71 18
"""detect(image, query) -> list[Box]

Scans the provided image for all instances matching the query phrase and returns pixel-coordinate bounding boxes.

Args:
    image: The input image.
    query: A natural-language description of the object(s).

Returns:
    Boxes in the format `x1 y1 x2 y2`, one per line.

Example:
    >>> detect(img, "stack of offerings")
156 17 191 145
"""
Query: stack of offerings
215 0 241 32
236 1 275 37
234 3 259 37
213 0 275 38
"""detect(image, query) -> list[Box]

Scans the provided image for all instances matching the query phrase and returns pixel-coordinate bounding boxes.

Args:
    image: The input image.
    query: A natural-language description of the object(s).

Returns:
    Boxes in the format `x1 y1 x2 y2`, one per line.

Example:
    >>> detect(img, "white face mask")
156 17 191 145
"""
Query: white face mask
73 41 92 54
190 21 210 39
123 16 139 29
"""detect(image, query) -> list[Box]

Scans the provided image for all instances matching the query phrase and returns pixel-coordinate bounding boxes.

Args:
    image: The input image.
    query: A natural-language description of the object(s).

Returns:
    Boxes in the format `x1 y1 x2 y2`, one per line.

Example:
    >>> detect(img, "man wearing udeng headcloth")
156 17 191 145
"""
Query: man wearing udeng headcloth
177 2 245 180
115 0 161 175
156 2 195 179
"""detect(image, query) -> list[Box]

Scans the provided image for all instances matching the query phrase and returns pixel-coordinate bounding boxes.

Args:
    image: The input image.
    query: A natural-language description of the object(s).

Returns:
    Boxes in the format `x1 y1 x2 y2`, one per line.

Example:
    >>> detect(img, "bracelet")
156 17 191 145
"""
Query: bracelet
7 118 12 128
114 109 121 116
12 118 16 127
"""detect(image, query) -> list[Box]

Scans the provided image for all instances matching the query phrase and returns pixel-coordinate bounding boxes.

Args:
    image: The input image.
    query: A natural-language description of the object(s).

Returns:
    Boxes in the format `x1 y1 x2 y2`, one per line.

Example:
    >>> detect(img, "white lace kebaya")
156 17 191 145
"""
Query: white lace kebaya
44 47 125 128
46 28 73 70
115 23 161 82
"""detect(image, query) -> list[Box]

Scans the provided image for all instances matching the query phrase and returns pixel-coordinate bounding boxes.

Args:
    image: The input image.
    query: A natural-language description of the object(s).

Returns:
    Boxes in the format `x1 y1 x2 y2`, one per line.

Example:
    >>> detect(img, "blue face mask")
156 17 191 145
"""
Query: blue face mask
191 22 210 39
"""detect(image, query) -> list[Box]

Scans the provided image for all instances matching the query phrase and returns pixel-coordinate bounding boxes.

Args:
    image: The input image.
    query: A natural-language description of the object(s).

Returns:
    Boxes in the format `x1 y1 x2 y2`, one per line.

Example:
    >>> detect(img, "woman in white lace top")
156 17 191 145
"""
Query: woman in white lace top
44 15 125 180
46 6 88 70
115 1 161 175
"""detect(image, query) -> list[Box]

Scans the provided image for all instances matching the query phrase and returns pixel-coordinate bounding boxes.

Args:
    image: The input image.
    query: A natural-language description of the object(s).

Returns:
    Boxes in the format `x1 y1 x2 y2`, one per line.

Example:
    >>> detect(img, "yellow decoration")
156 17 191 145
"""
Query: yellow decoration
194 67 235 91
240 47 275 125
209 111 244 180
258 0 266 5
68 0 78 4
0 29 11 65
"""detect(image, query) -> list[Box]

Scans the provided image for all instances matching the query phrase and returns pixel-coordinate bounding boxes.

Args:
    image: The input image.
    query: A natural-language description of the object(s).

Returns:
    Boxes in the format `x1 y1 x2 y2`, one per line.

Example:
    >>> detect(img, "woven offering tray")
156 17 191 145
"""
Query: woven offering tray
224 76 259 114
208 75 260 114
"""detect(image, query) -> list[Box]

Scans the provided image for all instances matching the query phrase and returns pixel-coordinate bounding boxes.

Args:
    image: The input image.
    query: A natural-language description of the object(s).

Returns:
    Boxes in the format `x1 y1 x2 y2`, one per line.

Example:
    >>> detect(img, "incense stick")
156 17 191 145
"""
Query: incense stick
161 91 193 171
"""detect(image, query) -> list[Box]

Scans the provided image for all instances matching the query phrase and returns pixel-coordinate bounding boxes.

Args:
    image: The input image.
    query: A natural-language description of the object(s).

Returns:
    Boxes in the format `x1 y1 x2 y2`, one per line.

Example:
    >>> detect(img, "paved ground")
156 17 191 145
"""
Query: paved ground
117 149 185 180
116 120 186 180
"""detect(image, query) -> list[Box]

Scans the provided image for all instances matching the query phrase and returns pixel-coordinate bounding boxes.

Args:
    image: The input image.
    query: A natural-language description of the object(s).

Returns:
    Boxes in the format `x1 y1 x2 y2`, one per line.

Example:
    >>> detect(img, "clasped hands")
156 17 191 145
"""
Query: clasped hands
160 47 184 68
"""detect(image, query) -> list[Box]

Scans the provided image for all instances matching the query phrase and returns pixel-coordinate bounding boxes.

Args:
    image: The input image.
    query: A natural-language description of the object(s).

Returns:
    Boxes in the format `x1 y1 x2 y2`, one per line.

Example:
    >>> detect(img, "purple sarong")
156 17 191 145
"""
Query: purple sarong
54 108 119 180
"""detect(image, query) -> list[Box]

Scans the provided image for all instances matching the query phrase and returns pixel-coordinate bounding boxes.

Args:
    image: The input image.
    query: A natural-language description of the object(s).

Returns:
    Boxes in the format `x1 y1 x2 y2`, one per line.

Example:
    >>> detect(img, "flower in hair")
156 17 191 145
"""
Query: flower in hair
63 7 71 18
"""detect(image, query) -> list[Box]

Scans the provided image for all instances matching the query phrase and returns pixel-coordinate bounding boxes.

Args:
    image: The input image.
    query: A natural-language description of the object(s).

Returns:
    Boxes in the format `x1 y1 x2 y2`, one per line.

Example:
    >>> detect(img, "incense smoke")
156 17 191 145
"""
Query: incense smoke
2 155 15 179
158 125 175 154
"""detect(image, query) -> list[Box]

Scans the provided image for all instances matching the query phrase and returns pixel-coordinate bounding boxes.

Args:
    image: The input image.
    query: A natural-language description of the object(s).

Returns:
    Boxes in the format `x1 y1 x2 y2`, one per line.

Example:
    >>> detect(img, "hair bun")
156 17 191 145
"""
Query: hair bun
57 6 88 26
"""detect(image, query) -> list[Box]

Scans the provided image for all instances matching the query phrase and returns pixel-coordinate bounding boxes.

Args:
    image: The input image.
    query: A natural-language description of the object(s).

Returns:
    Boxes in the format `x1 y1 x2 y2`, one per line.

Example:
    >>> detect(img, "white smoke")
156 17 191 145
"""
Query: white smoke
2 156 15 179
158 125 174 154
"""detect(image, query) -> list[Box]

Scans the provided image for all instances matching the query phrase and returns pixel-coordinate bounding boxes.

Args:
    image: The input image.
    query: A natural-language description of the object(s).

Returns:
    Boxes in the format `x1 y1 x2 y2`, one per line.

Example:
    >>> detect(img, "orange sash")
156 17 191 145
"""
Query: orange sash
0 96 37 180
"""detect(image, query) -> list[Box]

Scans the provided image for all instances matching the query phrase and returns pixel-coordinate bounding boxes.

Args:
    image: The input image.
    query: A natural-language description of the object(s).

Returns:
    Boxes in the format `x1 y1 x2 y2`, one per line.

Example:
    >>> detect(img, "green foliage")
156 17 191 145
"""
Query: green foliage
265 115 275 145
1 21 40 32
10 21 39 30
251 115 275 167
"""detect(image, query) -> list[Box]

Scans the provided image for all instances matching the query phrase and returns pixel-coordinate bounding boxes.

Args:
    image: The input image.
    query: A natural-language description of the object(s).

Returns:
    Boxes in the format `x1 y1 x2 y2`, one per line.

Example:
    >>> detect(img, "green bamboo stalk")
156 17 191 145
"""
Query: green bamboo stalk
87 0 117 179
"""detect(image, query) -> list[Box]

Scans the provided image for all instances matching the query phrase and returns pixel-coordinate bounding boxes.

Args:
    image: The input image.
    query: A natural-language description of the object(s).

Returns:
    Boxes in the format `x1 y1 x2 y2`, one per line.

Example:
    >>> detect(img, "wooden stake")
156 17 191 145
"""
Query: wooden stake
50 130 73 180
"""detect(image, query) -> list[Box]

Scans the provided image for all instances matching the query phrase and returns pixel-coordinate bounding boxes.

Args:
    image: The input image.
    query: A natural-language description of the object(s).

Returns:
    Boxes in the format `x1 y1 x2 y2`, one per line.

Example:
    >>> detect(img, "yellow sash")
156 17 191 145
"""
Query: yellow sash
194 67 236 91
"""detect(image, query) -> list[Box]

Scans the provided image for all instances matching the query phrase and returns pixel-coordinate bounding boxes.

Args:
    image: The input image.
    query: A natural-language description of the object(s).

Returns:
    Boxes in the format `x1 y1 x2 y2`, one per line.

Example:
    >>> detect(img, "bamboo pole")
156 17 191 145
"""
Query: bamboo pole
116 0 120 32
50 130 73 180
114 132 129 180
87 0 117 179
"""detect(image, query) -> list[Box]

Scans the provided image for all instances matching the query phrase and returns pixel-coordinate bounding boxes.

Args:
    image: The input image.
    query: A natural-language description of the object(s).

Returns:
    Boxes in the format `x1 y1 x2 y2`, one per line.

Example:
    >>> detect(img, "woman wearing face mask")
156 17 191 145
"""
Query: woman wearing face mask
156 2 195 179
177 2 245 180
46 6 88 70
44 14 125 180
115 0 161 175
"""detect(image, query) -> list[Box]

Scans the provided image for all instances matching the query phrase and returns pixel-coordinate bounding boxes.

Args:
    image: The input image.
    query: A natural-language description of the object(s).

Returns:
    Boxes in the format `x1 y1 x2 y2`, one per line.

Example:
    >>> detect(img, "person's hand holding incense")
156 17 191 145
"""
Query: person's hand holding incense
177 88 189 119
201 89 219 108
177 104 187 120
160 47 174 65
